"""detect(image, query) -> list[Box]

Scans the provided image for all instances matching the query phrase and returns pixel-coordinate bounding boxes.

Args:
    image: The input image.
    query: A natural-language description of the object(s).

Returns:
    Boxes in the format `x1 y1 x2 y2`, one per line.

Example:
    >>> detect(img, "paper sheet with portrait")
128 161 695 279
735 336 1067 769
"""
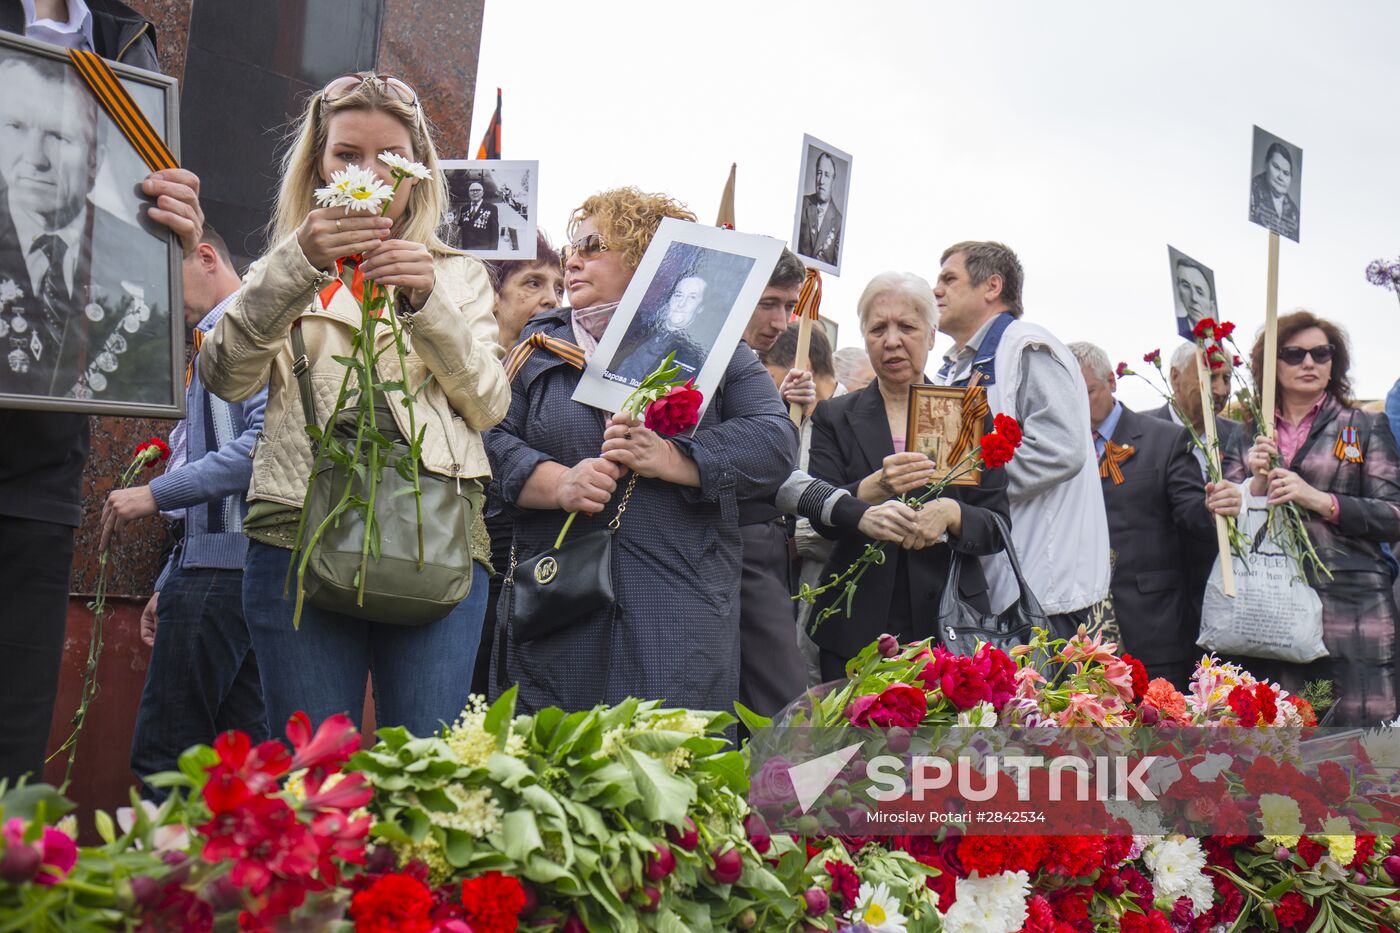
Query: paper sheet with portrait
572 218 783 428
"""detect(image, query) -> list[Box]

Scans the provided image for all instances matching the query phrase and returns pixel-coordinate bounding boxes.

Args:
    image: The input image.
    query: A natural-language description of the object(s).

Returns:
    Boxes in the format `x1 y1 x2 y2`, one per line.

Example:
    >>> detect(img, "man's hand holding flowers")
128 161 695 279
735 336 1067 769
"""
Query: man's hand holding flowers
901 498 962 550
1205 480 1244 517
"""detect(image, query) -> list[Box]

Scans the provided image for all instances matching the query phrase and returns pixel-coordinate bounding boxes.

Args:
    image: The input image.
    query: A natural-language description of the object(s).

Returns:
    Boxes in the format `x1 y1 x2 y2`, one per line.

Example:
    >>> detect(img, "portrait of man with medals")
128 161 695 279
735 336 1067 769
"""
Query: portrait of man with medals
0 46 173 411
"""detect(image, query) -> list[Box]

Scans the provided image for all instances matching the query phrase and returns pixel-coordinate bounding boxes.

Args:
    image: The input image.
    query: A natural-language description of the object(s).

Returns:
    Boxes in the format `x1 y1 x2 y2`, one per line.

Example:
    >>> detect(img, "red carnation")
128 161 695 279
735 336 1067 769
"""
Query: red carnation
349 873 434 933
459 871 527 933
1120 654 1149 702
1296 837 1326 868
1232 354 1244 367
1213 320 1236 341
135 436 171 468
1191 317 1217 341
1115 361 1130 378
644 380 703 436
845 683 927 728
1227 684 1261 726
979 432 1016 469
1273 891 1309 928
993 413 1023 448
825 859 859 906
1143 348 1161 365
1254 683 1278 726
1286 695 1318 726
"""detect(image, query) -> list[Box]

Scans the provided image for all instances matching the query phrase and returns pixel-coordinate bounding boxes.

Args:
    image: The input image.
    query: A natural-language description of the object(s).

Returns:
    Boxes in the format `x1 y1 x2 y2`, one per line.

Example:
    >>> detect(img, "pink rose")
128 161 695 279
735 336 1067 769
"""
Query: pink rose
750 756 797 808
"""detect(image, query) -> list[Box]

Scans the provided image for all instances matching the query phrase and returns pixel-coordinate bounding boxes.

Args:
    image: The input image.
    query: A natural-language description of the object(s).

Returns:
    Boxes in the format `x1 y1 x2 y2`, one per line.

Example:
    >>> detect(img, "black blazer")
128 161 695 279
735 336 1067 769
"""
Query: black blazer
806 383 1010 660
1147 402 1243 620
1101 406 1216 664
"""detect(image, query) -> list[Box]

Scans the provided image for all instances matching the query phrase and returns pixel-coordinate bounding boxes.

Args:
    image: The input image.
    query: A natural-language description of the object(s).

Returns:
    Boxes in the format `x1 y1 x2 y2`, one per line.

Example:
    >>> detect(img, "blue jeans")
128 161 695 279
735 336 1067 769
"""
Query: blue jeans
242 541 487 738
131 567 267 798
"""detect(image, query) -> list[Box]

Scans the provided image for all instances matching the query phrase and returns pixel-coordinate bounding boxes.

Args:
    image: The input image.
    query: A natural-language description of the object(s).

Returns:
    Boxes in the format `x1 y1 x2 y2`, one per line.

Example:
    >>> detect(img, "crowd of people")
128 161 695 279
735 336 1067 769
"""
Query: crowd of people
3 1 1400 799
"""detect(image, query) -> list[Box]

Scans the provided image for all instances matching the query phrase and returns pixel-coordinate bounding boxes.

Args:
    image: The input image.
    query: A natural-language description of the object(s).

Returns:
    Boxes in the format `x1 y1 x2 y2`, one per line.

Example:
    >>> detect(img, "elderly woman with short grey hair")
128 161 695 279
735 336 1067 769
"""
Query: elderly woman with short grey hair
804 271 1010 679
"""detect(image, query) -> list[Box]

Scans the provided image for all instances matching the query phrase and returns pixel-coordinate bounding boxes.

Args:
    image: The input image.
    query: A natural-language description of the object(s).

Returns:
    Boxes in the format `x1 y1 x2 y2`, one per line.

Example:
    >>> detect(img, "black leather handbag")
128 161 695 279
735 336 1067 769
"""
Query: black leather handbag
505 475 636 642
936 514 1049 656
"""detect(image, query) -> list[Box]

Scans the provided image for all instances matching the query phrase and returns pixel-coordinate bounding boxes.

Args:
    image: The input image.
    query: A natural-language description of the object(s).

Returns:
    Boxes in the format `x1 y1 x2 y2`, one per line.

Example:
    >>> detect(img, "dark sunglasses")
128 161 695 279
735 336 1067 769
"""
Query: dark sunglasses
320 73 419 108
1278 344 1335 365
562 233 608 262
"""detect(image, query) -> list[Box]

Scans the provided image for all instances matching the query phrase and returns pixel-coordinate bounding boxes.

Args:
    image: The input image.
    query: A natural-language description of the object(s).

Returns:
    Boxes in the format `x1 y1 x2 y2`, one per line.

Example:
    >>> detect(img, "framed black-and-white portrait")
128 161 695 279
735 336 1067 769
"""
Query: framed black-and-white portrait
1167 245 1219 341
1247 126 1302 243
440 159 538 260
573 218 783 426
790 134 852 276
905 384 984 487
0 33 183 418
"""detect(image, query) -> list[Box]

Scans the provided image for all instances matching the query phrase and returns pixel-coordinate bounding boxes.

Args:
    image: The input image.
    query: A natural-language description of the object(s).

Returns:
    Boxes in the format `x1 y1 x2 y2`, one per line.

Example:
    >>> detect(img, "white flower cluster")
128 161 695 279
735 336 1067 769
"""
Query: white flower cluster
426 783 503 838
600 709 710 773
939 870 1031 933
445 695 526 769
1143 836 1213 916
378 150 431 180
314 164 395 213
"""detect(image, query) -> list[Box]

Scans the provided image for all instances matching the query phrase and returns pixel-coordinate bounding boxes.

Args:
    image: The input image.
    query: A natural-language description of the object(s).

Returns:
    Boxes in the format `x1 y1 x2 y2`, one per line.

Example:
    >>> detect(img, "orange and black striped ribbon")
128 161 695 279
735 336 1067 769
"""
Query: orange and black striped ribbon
184 328 203 387
67 50 178 172
1334 426 1364 463
505 333 586 382
319 256 366 308
946 385 989 466
792 267 822 321
1099 439 1136 485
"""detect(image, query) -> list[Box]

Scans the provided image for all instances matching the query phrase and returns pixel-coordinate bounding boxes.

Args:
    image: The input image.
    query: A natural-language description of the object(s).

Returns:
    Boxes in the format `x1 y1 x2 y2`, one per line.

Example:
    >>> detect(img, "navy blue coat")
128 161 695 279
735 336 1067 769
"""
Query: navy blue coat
485 309 799 714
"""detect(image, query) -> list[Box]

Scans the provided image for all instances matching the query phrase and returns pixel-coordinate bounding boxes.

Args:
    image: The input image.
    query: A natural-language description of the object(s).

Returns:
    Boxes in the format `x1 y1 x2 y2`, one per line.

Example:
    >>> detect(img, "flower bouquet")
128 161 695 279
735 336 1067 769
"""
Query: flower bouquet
795 412 1022 632
286 154 436 626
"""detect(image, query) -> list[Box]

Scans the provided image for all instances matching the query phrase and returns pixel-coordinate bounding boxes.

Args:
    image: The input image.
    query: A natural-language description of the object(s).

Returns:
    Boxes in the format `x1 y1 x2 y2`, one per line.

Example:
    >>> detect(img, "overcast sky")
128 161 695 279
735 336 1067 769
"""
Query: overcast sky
469 0 1399 409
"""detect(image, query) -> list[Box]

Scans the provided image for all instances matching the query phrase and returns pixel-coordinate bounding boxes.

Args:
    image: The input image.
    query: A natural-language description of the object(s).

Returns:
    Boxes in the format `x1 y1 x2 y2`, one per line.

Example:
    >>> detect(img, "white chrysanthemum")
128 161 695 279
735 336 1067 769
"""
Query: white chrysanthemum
426 784 503 837
940 871 1030 933
445 695 525 768
1144 836 1212 915
0 279 21 304
852 880 908 932
378 150 431 180
1362 726 1400 770
314 164 394 212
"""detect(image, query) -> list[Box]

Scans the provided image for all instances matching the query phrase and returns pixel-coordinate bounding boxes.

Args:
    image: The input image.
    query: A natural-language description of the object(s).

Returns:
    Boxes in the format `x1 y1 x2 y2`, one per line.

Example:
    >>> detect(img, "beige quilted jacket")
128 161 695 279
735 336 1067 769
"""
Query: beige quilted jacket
200 234 509 508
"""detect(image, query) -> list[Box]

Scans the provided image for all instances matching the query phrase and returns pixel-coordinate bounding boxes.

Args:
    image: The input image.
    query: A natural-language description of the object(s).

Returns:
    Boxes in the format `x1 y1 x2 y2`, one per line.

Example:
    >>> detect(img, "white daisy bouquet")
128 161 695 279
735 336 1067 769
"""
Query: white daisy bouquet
286 152 433 625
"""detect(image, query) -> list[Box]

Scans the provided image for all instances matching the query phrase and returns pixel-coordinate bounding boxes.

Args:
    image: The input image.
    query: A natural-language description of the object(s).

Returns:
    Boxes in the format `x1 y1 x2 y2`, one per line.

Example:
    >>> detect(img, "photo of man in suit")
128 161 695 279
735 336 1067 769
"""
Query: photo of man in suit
458 180 499 251
1248 136 1301 242
797 149 842 268
1172 255 1216 333
0 51 171 405
1071 341 1240 687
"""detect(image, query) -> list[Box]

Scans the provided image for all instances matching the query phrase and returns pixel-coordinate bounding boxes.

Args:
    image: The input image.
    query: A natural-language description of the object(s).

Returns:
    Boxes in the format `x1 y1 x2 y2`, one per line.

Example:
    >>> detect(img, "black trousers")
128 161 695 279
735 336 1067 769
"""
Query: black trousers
738 521 808 717
0 516 75 784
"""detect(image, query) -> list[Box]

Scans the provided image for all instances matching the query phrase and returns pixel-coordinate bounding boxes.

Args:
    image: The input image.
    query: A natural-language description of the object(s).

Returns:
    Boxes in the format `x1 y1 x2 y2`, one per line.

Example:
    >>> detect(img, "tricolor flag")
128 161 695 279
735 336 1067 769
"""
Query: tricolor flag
715 163 736 229
475 88 502 160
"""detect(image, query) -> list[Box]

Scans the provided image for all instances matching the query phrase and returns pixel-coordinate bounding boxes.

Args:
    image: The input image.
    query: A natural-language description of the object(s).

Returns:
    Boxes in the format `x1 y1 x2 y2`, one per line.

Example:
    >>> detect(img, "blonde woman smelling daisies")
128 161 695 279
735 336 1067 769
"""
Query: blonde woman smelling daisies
201 73 508 737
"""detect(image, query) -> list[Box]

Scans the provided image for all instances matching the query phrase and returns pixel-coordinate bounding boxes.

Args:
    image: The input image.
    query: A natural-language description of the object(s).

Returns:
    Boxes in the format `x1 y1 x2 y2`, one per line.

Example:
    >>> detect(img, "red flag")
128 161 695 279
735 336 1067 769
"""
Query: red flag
475 88 502 160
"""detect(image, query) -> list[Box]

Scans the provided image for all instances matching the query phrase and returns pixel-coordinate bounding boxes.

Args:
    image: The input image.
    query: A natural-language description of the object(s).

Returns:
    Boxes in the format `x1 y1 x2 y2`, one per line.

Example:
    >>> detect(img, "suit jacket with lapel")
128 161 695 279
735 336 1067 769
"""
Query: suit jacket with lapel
805 382 1010 659
1101 406 1215 664
798 195 842 266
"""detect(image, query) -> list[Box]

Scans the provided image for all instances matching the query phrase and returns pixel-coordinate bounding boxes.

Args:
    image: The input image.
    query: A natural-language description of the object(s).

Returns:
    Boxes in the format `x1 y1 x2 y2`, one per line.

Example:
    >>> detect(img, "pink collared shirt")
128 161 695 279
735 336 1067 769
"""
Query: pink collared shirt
1274 393 1340 523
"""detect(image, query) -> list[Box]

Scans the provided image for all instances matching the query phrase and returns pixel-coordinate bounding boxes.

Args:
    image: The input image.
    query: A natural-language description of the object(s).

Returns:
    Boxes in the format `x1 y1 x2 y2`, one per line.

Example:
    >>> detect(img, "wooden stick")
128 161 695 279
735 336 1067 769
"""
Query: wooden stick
1260 230 1280 437
1196 346 1236 598
789 314 813 424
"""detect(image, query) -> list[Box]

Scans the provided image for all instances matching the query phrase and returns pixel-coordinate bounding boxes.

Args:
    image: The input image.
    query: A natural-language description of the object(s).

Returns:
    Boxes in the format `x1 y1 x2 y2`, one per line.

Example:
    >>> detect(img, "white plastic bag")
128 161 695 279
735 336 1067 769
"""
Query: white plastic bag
1197 494 1327 663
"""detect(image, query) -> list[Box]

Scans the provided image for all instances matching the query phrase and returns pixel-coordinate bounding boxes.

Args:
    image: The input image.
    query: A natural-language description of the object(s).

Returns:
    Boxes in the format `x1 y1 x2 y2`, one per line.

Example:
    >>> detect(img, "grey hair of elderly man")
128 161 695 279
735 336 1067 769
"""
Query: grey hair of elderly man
1068 340 1114 383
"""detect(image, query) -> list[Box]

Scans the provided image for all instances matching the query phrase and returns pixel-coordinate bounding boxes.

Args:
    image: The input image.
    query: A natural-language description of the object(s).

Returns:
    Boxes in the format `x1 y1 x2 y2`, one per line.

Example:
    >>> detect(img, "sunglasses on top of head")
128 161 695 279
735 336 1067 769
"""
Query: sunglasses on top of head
1277 344 1335 366
320 73 419 109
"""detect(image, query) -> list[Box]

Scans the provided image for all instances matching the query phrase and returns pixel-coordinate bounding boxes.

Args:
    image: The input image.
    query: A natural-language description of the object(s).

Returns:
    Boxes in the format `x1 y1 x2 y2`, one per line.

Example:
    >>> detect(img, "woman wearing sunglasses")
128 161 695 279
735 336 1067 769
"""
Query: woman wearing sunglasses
484 187 799 715
200 73 509 736
1223 310 1400 725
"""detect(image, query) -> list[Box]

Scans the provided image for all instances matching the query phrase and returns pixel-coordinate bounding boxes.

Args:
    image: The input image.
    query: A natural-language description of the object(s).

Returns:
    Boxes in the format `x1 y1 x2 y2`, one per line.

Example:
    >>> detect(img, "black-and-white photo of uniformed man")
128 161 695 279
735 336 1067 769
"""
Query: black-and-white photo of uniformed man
0 49 171 405
457 180 498 250
609 273 710 383
798 149 842 266
1167 246 1218 340
1248 127 1302 242
790 134 851 275
441 159 539 260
